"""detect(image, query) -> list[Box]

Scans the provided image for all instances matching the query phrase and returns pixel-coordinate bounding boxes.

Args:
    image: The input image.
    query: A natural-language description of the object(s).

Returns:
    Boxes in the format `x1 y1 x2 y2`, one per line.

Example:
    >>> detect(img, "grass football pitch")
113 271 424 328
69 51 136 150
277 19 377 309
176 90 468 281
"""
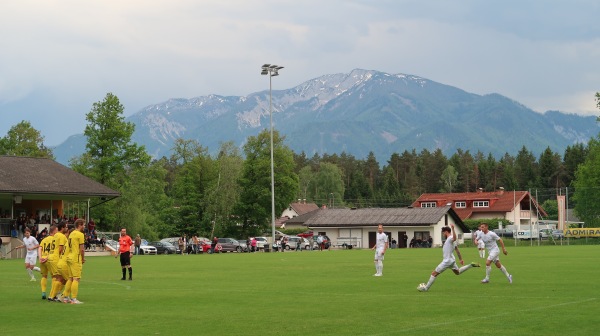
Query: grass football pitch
1 245 598 336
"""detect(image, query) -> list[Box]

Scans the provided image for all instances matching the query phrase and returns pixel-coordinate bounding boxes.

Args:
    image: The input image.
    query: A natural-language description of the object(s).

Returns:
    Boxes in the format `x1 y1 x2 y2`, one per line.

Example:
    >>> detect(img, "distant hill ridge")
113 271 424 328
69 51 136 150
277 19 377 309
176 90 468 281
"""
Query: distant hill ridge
53 69 599 165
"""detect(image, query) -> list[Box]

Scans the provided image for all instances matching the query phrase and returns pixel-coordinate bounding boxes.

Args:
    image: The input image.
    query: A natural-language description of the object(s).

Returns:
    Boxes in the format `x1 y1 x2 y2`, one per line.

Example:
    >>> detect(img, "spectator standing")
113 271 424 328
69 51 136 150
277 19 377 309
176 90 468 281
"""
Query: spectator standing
251 237 257 252
402 233 408 248
134 234 142 255
317 235 324 251
192 235 199 254
211 237 218 254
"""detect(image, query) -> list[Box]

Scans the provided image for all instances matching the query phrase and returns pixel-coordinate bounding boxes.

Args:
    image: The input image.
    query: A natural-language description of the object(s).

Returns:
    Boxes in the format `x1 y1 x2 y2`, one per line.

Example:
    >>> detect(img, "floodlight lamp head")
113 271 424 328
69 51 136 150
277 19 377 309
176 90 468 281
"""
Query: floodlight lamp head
261 70 268 75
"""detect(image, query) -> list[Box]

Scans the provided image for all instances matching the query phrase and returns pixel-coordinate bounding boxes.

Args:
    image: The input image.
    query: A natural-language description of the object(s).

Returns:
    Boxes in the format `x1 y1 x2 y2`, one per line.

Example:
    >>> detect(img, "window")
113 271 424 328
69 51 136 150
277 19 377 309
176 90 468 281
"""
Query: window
473 201 489 207
421 202 436 208
455 201 466 208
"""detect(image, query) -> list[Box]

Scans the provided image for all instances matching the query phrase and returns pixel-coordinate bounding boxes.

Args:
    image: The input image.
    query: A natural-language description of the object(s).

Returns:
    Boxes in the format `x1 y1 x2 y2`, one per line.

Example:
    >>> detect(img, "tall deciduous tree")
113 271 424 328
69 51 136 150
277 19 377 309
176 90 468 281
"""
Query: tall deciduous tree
310 162 345 207
236 130 298 232
203 142 243 237
71 93 150 229
440 165 458 193
72 93 150 186
0 121 54 158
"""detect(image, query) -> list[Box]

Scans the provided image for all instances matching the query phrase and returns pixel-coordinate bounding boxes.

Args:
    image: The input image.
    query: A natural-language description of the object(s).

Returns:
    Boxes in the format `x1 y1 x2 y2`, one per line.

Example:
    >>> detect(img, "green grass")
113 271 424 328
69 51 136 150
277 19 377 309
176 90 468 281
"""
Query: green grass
1 246 598 336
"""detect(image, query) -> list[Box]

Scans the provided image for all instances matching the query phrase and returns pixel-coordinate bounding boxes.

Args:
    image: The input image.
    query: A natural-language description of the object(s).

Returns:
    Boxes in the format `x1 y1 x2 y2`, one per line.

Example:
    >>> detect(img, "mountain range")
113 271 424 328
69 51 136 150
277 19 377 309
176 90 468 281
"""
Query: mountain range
53 69 599 165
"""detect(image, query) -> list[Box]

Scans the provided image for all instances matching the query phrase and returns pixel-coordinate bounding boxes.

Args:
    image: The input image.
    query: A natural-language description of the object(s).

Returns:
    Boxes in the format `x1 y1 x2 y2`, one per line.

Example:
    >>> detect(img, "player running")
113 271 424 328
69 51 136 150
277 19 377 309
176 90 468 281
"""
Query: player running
15 228 40 281
418 224 480 292
475 222 512 284
371 224 388 277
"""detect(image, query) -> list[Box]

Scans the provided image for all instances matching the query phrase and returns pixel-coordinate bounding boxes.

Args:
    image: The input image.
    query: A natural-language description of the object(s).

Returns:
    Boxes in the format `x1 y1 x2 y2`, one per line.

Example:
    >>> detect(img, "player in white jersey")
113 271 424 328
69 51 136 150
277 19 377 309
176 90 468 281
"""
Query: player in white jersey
15 228 41 281
418 224 480 292
371 224 388 276
473 226 486 258
475 222 512 284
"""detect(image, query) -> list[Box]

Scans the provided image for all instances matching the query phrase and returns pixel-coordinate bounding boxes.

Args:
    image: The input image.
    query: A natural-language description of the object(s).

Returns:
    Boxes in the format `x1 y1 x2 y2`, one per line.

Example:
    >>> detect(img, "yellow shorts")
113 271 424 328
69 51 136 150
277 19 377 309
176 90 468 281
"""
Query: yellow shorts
68 261 82 279
47 259 59 276
58 261 71 279
40 260 49 277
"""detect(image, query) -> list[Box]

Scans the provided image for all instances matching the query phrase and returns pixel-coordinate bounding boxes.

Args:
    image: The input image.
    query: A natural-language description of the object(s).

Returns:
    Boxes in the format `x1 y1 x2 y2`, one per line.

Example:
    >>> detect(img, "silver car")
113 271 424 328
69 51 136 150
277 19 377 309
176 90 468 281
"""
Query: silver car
286 236 310 250
217 238 243 253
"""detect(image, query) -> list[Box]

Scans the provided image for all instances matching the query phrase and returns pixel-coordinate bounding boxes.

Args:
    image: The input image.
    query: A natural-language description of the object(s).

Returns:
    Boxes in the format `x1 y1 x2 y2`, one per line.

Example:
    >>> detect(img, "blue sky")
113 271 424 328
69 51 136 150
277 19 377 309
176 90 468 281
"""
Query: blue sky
1 0 599 146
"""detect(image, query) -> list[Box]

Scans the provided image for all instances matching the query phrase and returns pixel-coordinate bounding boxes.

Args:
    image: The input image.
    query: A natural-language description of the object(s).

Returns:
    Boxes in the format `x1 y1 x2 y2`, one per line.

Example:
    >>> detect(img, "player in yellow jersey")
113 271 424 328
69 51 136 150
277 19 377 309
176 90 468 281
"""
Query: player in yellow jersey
57 227 73 302
38 225 56 300
47 221 67 302
65 219 86 304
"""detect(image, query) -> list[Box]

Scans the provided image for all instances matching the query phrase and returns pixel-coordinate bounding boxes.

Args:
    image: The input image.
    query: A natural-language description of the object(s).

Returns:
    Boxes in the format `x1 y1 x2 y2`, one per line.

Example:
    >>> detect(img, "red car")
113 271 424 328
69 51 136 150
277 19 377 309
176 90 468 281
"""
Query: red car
297 231 314 239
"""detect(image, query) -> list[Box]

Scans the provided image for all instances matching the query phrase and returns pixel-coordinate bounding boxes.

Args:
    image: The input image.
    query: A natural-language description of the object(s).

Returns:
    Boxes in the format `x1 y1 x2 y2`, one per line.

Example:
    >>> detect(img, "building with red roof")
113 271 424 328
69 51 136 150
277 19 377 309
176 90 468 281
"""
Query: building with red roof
411 188 547 228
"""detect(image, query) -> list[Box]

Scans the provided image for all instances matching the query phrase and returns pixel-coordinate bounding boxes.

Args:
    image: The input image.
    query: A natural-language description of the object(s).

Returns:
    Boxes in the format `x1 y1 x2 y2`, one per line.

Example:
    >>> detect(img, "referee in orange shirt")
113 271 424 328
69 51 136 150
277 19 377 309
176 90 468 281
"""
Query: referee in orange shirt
115 228 134 280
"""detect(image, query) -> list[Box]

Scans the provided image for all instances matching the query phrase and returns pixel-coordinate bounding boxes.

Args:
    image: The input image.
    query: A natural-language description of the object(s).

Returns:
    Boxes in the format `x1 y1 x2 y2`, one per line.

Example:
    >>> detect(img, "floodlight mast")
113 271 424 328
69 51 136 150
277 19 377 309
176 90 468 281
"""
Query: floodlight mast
261 64 284 247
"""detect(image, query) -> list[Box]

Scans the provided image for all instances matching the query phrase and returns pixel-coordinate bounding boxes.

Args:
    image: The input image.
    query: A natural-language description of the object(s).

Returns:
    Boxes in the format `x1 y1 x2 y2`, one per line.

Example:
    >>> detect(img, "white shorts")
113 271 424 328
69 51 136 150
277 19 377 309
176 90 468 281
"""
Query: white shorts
477 241 485 249
487 249 500 263
374 249 385 261
435 259 458 274
25 254 37 266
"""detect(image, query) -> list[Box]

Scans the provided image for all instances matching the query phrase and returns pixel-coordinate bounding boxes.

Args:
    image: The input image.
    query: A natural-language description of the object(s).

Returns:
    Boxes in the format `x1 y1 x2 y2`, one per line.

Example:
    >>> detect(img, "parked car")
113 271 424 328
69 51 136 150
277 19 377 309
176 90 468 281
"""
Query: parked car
253 237 268 250
286 236 310 250
149 241 177 254
313 235 331 250
493 229 514 238
539 229 552 239
217 238 243 252
552 230 564 239
139 239 157 255
237 239 250 252
160 237 183 253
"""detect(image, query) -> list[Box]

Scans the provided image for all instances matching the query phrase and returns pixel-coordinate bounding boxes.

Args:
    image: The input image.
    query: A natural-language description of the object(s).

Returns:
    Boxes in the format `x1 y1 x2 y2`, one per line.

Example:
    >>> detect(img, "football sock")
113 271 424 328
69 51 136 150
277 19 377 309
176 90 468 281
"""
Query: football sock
426 275 436 289
41 277 47 293
71 280 79 299
458 264 472 274
500 265 509 277
27 268 34 278
128 267 132 279
378 261 383 274
49 279 58 298
374 263 379 274
33 266 40 272
122 268 126 279
63 279 72 298
486 266 492 279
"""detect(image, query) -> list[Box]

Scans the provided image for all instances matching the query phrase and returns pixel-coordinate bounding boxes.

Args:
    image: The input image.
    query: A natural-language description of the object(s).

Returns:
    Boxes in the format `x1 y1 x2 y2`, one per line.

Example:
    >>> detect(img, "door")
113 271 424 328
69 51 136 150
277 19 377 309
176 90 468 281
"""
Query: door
398 231 407 248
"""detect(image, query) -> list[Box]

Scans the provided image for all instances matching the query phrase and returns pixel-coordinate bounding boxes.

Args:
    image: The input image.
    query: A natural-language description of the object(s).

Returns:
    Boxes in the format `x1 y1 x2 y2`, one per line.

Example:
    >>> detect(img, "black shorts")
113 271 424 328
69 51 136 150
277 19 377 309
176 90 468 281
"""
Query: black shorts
120 252 131 267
